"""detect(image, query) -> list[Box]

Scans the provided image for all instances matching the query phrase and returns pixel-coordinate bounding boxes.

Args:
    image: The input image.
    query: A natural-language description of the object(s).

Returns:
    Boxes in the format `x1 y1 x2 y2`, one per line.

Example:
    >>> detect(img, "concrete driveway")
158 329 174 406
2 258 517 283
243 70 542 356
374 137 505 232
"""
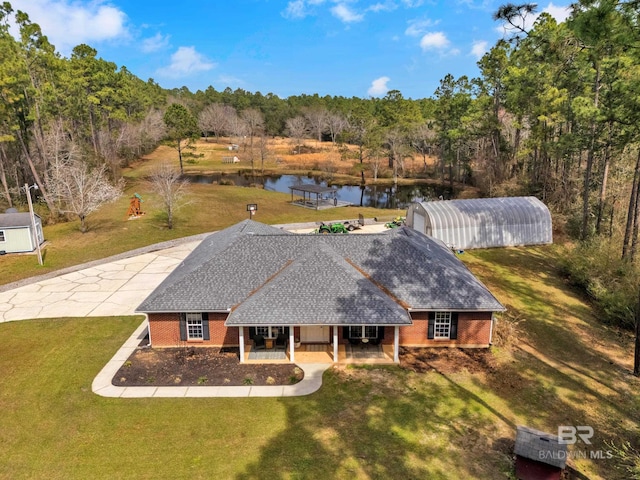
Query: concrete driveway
0 221 392 323
0 239 200 322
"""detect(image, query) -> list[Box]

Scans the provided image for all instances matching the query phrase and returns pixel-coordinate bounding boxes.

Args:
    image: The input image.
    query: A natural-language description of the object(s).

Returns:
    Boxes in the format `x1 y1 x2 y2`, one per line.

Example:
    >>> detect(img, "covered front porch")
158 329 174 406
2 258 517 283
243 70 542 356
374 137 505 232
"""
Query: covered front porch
242 342 397 364
235 324 403 365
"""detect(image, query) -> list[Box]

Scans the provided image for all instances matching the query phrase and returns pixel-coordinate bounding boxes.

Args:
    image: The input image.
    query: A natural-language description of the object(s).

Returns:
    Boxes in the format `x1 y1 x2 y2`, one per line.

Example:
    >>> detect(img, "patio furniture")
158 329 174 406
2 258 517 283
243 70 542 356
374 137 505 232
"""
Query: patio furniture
275 334 288 350
253 335 266 350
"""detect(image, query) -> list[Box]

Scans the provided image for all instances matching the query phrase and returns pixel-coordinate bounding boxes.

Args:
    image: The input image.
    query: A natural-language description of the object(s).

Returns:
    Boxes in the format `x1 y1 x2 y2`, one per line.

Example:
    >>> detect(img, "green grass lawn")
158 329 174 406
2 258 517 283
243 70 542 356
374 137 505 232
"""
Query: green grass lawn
1 246 638 479
3 181 400 286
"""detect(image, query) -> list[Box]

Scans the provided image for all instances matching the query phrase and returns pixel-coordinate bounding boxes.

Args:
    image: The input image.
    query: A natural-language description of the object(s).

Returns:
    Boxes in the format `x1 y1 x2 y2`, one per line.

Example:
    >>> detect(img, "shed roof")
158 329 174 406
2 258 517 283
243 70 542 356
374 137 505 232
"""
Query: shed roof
137 220 505 323
0 212 39 228
514 425 567 469
413 196 552 249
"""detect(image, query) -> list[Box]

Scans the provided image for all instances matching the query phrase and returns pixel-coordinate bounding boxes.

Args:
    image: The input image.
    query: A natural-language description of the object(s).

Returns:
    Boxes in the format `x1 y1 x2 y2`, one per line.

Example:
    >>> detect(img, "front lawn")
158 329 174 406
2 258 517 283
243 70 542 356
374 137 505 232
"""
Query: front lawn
1 246 638 479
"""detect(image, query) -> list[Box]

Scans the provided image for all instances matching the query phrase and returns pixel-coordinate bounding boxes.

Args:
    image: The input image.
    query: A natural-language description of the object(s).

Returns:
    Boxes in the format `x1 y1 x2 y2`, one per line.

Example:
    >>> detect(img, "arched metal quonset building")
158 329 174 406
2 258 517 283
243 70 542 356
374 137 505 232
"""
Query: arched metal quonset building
406 196 552 250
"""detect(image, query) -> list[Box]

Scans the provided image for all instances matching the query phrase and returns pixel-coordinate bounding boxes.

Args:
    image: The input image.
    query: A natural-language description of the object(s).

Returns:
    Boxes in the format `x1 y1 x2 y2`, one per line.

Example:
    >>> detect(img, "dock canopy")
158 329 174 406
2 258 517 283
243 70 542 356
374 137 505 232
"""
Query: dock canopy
289 184 339 210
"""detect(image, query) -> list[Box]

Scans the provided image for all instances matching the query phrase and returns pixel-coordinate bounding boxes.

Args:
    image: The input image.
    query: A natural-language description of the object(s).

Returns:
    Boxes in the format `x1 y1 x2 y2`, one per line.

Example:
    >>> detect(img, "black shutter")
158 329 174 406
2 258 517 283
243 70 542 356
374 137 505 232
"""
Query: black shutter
179 313 187 341
202 312 210 340
343 326 350 339
450 313 458 340
427 312 435 339
377 326 385 341
249 327 257 339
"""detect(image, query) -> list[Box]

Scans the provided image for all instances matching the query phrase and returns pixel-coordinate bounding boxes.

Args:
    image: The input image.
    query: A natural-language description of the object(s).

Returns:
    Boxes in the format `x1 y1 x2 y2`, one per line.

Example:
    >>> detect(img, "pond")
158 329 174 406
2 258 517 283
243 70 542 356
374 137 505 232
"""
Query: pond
186 173 455 209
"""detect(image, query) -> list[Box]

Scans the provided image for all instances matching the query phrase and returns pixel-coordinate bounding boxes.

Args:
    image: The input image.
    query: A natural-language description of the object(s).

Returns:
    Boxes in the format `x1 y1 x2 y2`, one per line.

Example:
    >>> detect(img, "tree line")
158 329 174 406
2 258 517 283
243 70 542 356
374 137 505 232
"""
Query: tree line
0 2 638 335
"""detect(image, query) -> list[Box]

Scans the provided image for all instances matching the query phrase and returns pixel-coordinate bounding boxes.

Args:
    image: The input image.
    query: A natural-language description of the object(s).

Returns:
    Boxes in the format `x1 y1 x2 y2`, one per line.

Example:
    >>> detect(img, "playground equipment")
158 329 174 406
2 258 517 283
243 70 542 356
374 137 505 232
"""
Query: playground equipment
127 193 145 219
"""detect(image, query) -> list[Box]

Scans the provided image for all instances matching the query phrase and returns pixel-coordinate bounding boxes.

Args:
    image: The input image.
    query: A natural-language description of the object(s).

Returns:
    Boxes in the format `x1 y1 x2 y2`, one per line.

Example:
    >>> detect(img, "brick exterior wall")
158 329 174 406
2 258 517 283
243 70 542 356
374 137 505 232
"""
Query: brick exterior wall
148 312 238 347
404 311 493 347
148 311 493 348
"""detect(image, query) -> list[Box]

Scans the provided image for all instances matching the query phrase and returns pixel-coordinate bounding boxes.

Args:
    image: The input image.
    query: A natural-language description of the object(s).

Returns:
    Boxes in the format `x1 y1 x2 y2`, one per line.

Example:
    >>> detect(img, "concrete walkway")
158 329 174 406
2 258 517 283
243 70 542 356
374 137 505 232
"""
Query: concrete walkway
92 320 331 398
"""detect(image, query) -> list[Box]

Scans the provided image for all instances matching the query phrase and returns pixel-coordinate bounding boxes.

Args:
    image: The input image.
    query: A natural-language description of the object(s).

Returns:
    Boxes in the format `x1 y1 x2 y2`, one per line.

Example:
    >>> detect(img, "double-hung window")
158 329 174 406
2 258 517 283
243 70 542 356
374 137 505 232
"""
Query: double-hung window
186 312 203 340
433 312 452 339
427 312 458 340
0 230 5 242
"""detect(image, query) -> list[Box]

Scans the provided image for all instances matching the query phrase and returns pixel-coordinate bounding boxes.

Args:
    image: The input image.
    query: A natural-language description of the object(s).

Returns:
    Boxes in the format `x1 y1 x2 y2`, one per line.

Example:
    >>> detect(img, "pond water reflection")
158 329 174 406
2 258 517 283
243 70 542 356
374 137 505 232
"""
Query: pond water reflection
186 173 455 209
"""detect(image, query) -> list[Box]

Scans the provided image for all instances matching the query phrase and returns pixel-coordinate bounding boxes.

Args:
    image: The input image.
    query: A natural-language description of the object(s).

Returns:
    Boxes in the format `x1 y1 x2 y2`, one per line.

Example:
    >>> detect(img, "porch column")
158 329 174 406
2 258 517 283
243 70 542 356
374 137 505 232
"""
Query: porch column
393 326 400 363
333 326 338 363
289 329 295 363
239 327 245 363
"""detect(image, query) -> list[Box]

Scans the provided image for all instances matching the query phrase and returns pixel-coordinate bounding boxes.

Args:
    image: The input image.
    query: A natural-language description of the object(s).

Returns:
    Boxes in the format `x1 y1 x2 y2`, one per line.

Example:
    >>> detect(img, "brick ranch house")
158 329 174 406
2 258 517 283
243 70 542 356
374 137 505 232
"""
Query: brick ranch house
137 220 505 363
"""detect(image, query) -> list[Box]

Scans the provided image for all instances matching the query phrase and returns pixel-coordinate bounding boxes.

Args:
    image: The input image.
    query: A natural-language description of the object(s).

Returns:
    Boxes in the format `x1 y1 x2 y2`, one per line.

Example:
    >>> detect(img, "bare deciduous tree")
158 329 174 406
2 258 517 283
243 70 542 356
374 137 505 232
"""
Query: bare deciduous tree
148 162 189 229
303 107 329 143
45 141 123 232
198 103 235 141
241 108 265 175
226 110 249 148
285 116 308 148
326 112 348 144
410 123 438 173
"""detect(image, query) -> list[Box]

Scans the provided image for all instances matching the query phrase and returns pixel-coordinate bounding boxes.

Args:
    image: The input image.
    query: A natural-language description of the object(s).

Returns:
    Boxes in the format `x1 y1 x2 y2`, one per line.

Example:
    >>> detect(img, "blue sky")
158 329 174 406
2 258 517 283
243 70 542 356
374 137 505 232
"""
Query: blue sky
10 0 570 99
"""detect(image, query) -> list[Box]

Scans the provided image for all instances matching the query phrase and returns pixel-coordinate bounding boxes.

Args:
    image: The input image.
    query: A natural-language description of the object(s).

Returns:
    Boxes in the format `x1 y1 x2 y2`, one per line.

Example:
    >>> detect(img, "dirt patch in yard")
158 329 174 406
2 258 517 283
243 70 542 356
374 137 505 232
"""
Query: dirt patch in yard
399 347 497 374
113 347 304 387
113 346 497 388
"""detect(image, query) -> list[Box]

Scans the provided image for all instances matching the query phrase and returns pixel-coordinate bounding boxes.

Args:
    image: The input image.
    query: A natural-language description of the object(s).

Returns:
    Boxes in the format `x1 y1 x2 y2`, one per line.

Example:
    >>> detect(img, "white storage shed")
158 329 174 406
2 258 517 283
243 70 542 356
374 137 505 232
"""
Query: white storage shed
0 212 44 254
406 196 552 250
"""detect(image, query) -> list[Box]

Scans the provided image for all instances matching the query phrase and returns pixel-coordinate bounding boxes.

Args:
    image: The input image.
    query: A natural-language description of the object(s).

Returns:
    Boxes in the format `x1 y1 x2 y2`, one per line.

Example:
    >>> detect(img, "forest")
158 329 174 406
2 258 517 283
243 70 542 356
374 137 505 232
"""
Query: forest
0 1 639 332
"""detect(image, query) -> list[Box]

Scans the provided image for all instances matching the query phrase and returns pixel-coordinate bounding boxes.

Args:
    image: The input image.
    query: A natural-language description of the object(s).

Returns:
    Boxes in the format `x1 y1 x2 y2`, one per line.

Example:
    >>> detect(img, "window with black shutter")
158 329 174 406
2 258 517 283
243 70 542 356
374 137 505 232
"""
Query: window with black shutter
428 312 457 340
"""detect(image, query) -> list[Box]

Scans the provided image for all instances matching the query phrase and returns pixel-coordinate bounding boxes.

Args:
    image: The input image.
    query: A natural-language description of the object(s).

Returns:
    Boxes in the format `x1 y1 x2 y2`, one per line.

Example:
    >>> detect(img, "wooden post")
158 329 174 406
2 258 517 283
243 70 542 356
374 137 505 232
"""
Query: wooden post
333 326 338 363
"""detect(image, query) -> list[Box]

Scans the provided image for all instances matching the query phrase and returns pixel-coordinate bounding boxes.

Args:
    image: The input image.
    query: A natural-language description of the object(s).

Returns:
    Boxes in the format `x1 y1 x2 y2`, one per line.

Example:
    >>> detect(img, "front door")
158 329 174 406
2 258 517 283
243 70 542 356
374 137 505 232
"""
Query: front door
300 325 329 343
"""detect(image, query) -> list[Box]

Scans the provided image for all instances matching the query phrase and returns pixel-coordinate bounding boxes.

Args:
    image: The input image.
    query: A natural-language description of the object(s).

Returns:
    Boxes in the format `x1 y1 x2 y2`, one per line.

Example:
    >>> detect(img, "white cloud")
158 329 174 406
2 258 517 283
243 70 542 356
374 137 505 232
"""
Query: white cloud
470 40 488 59
283 0 308 19
9 0 128 54
419 32 450 51
405 19 437 37
367 2 398 13
331 3 364 23
282 0 327 19
543 2 571 23
141 33 170 53
156 47 216 78
368 76 390 97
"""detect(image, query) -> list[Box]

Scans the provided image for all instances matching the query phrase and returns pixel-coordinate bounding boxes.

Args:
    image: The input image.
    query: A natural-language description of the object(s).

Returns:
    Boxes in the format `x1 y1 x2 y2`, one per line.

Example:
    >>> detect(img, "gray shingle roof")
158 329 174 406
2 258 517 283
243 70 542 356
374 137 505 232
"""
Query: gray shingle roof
137 220 505 323
227 242 412 326
0 213 38 228
514 425 567 469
